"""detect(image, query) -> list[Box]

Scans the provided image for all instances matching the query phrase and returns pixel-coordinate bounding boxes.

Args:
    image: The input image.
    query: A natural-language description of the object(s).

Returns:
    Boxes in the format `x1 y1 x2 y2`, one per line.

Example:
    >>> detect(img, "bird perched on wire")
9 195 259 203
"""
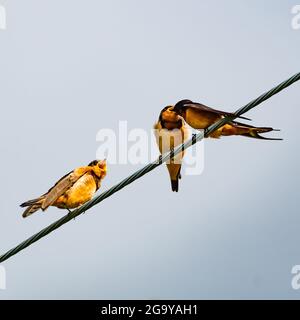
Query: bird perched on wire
20 159 107 218
172 99 281 140
154 106 189 192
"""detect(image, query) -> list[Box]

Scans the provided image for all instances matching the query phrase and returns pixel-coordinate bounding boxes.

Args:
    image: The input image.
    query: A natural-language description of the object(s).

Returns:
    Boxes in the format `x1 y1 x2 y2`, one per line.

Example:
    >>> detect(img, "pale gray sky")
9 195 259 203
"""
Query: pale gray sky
0 0 299 299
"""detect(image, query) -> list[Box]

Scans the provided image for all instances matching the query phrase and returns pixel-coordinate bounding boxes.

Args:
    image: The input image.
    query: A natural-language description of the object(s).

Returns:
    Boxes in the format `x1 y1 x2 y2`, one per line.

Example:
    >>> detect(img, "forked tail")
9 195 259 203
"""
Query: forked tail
20 196 45 218
220 121 282 140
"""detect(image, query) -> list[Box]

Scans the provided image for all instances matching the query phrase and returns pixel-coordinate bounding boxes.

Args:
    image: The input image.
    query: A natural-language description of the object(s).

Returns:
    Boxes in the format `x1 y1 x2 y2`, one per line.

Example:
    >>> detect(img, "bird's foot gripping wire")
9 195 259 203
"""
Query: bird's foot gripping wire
66 209 76 220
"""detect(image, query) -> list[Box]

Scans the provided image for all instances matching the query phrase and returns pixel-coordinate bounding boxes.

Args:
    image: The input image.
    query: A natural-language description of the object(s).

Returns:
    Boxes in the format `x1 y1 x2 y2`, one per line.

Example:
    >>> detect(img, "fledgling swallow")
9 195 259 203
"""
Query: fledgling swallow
20 159 107 218
154 106 189 192
173 99 281 140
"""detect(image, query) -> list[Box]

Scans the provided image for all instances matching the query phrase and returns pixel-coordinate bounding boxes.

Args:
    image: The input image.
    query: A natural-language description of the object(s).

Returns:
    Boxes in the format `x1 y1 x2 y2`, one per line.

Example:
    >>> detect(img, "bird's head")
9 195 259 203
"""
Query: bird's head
88 159 107 179
159 105 181 123
172 99 193 116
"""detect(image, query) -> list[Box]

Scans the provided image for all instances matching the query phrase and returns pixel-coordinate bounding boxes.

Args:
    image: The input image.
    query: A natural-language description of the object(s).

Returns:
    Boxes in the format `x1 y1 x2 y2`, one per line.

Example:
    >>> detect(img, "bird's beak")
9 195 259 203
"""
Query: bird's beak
98 159 107 167
172 104 181 114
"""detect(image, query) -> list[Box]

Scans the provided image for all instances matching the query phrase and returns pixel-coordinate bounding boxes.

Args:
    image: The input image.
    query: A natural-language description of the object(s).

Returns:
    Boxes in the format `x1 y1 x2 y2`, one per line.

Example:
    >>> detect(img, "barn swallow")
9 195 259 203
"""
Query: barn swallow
20 159 107 218
154 106 189 192
173 99 281 140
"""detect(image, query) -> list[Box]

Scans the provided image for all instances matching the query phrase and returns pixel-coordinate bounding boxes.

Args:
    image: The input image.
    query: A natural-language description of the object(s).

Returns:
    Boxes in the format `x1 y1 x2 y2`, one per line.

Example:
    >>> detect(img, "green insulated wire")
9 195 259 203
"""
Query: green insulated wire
0 72 299 263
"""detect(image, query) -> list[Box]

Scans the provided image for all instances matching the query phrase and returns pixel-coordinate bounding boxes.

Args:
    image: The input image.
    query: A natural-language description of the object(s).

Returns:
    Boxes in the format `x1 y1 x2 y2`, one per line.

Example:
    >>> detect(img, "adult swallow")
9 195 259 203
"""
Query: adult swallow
154 106 189 192
20 159 107 218
173 99 281 140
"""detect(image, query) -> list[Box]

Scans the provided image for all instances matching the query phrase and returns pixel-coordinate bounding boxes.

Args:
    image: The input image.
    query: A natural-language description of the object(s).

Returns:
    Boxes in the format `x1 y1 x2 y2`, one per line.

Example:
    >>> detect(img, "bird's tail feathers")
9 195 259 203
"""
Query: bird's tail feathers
171 179 179 192
221 121 282 140
20 196 45 218
241 127 282 140
167 164 181 192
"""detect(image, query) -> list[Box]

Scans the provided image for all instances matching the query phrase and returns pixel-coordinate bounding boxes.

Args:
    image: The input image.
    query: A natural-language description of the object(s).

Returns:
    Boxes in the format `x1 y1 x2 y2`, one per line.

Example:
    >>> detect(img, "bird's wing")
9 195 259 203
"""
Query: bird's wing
184 102 251 121
153 121 163 153
42 167 91 210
